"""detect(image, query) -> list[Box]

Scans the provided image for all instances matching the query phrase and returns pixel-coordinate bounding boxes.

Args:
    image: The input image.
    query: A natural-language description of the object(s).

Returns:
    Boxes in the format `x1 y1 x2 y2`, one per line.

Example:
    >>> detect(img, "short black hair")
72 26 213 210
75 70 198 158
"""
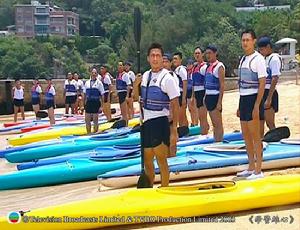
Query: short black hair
173 52 183 59
241 29 256 39
194 46 204 53
147 43 164 56
73 72 78 75
15 78 20 82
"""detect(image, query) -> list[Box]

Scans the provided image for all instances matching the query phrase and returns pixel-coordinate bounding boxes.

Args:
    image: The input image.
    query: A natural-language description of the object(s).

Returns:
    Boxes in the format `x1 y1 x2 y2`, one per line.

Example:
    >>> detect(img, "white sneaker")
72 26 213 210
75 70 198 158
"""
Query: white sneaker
247 172 264 180
236 170 254 177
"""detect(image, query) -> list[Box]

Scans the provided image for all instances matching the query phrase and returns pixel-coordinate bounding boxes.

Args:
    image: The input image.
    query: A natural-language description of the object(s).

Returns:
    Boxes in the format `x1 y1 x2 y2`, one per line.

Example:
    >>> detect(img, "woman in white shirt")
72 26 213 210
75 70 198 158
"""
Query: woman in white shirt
12 79 25 122
45 77 56 125
31 78 42 119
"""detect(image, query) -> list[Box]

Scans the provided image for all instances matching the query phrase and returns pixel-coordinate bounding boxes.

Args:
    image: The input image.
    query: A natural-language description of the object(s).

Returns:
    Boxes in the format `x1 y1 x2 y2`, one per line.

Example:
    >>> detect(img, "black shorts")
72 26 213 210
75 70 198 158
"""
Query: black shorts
46 101 55 109
32 98 40 105
263 89 279 113
128 88 133 98
13 99 24 107
118 91 127 104
179 92 187 107
65 95 77 105
85 100 101 114
143 116 170 148
239 94 264 121
194 90 205 108
187 89 192 99
205 94 219 111
103 92 110 103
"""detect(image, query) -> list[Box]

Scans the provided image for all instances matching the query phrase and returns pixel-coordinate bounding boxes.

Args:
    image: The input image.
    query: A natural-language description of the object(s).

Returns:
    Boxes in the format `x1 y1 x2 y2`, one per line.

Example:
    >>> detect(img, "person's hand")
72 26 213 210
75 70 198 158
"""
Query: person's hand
264 99 271 110
99 107 103 114
236 109 240 118
216 102 222 112
169 127 178 157
181 98 187 108
252 104 259 120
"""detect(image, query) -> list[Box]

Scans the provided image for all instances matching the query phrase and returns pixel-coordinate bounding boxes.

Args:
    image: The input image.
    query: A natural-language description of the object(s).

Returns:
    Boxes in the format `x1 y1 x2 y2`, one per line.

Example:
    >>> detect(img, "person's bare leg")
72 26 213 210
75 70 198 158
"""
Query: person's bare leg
209 110 223 142
241 121 255 171
179 105 188 127
74 99 79 114
48 108 55 125
198 106 209 135
144 148 155 187
14 106 18 122
33 104 41 120
168 127 177 157
103 103 111 120
120 102 128 124
93 114 99 133
188 99 197 126
265 108 276 130
154 143 170 187
259 120 265 138
65 104 69 115
249 119 263 174
71 103 75 114
85 113 92 134
20 106 25 120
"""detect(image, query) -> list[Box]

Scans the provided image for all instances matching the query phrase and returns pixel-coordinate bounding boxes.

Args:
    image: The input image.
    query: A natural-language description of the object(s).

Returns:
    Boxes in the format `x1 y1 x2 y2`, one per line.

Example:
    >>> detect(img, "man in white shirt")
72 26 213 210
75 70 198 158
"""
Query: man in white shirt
73 72 84 115
64 72 77 115
100 64 113 120
237 29 266 180
125 61 136 119
173 52 188 127
141 43 180 187
83 68 105 134
257 36 281 137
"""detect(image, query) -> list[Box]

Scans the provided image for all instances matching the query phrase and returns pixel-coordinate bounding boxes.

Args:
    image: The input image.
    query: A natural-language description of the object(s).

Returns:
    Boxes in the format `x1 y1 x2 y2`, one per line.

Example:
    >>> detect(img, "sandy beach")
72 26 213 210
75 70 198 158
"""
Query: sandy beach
0 80 299 229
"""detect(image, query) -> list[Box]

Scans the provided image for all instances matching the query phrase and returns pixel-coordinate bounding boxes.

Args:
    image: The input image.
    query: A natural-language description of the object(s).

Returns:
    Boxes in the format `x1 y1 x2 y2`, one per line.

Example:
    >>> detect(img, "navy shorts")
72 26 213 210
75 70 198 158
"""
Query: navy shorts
103 92 110 103
187 89 192 99
205 94 219 111
32 98 40 106
239 94 264 121
263 89 279 113
85 100 101 114
143 116 170 148
65 95 77 105
194 90 205 108
13 99 24 107
118 91 127 104
46 101 55 109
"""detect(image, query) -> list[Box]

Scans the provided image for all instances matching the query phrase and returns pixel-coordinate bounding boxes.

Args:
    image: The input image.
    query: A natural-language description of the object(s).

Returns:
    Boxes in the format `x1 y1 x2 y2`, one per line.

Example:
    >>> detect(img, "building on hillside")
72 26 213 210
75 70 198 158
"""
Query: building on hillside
15 1 79 38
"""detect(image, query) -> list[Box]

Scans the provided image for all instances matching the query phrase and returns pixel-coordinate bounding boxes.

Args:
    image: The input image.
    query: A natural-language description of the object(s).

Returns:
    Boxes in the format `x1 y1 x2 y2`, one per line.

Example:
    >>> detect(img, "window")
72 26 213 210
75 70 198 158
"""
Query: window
50 17 64 23
67 17 74 25
36 18 49 25
36 7 48 14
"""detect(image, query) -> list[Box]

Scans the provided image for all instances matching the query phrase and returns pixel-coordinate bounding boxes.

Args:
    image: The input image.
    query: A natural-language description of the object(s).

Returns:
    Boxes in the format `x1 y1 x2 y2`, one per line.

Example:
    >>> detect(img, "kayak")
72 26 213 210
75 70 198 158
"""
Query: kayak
0 174 299 229
7 118 140 146
98 142 300 188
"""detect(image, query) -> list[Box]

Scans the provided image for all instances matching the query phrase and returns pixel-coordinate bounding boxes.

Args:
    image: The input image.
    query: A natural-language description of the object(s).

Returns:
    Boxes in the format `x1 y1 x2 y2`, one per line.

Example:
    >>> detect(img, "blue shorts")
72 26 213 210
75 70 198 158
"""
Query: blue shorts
239 94 264 121
205 94 219 111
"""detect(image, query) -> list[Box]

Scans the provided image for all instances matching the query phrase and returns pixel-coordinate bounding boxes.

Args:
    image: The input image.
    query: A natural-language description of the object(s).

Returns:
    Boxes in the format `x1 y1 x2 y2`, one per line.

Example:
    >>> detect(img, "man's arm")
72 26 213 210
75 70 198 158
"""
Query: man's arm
217 66 225 110
253 78 266 120
170 97 180 130
266 76 278 106
182 80 187 103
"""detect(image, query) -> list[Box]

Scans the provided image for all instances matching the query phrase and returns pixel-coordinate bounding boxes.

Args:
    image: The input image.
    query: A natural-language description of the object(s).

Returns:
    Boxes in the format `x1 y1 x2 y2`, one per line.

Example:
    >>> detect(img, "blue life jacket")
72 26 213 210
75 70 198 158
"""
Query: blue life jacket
86 81 101 101
116 72 127 91
204 62 220 91
192 63 206 87
31 85 40 104
65 83 76 93
45 85 54 103
141 72 170 111
238 55 259 90
187 71 193 92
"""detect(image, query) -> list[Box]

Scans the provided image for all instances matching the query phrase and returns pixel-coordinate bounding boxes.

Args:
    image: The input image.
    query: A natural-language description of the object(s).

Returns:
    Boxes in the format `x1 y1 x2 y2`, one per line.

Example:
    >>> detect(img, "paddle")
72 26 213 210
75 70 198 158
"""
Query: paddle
108 117 121 123
110 119 127 129
36 110 48 118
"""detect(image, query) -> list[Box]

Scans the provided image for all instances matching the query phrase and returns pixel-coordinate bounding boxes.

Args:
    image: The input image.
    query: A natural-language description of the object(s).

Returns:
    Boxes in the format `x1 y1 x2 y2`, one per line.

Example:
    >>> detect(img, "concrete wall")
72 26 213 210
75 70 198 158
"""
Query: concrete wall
0 77 238 115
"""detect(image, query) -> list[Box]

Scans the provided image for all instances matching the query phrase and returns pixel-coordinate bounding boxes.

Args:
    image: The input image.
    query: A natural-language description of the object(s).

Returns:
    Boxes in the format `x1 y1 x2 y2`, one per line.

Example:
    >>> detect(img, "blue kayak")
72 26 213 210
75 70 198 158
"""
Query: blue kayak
99 142 300 179
5 126 202 163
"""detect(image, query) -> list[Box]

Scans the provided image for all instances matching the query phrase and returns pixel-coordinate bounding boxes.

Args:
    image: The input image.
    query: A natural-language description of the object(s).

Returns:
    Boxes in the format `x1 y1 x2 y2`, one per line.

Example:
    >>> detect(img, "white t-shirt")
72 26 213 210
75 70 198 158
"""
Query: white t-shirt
265 53 281 89
76 79 84 91
102 73 112 85
47 85 56 96
64 79 77 96
193 63 207 91
174 65 187 92
141 68 180 122
127 70 136 85
117 72 131 92
32 85 42 93
239 51 267 96
13 87 24 100
83 79 105 96
205 61 225 95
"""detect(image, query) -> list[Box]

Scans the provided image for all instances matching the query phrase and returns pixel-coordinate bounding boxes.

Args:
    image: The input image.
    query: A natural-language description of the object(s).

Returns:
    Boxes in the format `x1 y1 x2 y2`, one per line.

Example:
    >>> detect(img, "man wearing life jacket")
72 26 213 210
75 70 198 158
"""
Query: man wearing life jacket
31 78 42 120
257 36 281 137
162 52 180 157
192 46 210 135
73 72 84 115
173 52 189 127
236 29 266 180
186 58 198 127
64 72 77 115
116 61 131 124
141 43 180 187
12 79 25 122
100 64 113 121
125 61 136 119
45 77 56 125
83 68 105 134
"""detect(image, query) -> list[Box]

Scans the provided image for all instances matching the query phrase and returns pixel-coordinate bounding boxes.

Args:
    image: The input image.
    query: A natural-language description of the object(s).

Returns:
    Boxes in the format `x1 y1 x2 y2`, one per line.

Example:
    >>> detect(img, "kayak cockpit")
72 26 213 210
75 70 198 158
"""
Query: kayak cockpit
157 181 236 195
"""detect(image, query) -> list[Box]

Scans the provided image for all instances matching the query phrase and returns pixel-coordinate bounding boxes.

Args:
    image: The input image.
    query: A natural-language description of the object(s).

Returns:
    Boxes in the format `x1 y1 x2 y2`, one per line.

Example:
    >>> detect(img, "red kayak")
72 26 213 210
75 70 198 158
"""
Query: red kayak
21 124 51 133
4 121 28 128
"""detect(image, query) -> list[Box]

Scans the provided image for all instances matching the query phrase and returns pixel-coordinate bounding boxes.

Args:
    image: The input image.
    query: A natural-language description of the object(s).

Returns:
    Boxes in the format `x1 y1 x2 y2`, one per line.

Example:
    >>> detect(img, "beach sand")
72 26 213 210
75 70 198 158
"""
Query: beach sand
0 80 299 229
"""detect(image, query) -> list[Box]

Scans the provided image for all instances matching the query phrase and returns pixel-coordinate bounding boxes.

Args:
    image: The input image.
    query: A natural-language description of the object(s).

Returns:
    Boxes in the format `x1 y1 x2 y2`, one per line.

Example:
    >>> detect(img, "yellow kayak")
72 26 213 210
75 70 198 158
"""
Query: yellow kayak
1 175 299 229
8 119 140 146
